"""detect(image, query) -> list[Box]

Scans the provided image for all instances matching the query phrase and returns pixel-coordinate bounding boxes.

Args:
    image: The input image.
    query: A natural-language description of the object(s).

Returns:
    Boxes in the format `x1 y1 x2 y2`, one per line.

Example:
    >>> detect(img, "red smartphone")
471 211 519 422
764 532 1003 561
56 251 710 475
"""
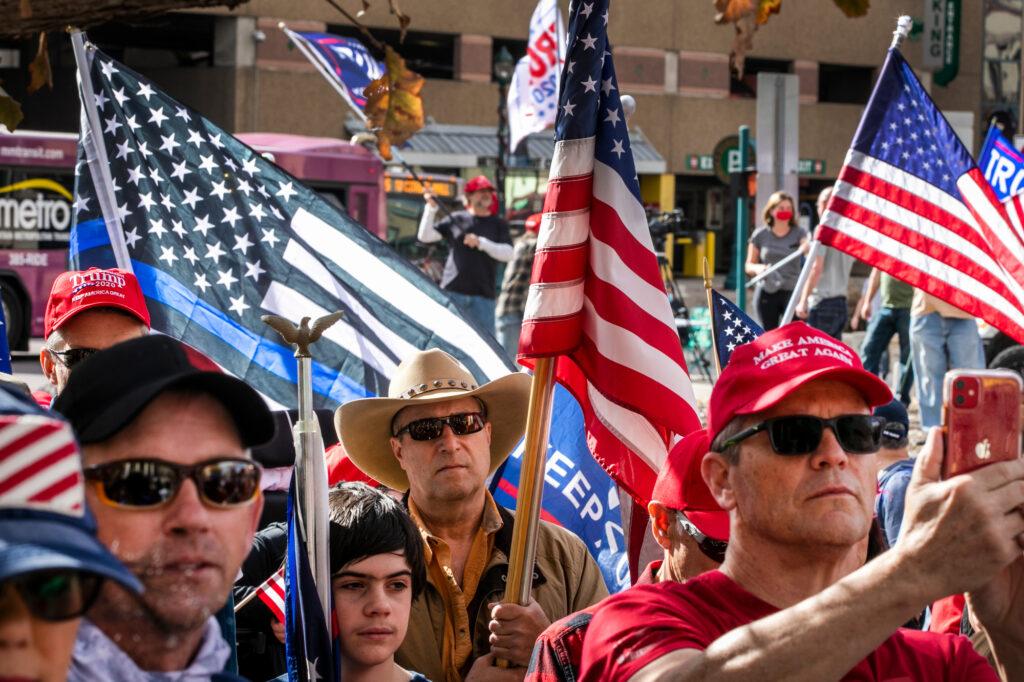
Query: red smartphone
942 369 1023 479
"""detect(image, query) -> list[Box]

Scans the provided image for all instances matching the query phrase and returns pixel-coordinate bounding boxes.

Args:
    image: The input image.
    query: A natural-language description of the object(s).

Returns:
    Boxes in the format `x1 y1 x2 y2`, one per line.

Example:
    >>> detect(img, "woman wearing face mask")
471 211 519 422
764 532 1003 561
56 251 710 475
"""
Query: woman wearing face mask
745 191 809 330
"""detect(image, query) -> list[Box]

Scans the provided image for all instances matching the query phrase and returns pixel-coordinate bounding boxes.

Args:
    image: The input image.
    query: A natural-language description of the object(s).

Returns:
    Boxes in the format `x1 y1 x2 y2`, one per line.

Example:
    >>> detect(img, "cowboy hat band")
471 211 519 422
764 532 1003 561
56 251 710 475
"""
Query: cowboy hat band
336 349 531 491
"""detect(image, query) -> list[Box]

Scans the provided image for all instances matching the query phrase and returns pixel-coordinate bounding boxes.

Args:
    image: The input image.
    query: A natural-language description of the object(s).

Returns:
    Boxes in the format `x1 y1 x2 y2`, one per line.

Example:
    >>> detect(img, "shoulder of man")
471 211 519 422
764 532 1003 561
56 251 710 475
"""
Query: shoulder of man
876 628 1001 680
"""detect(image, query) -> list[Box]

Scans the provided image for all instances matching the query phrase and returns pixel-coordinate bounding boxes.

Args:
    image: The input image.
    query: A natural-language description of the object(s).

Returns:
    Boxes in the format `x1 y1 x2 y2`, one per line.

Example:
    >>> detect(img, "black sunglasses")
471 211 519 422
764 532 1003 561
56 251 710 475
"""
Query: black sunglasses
676 514 727 564
2 569 103 622
723 414 886 456
83 457 262 509
393 412 486 441
46 347 99 369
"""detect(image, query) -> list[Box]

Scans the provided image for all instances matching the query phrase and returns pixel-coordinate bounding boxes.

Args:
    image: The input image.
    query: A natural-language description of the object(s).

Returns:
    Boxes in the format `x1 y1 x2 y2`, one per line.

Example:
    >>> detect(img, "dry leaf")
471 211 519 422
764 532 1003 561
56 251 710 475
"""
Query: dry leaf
713 0 756 24
713 0 783 78
832 0 869 18
755 0 781 24
363 45 424 160
387 0 411 43
0 84 24 132
27 32 51 94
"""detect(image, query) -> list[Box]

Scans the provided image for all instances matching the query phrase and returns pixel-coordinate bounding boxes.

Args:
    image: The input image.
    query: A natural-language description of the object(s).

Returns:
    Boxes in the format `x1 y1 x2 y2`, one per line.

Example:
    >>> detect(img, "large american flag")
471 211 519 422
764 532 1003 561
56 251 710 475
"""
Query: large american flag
818 48 1024 343
518 0 700 503
69 41 512 412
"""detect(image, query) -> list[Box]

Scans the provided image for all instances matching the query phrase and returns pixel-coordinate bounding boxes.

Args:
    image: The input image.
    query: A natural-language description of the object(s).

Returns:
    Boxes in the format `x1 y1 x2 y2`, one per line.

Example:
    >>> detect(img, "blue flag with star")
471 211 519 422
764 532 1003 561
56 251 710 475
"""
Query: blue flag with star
69 39 513 412
711 289 763 367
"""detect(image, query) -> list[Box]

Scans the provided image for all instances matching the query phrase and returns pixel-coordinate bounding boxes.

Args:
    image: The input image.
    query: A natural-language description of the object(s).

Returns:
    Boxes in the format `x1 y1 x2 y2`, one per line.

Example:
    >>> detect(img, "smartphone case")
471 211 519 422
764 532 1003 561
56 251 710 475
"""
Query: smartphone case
942 369 1023 478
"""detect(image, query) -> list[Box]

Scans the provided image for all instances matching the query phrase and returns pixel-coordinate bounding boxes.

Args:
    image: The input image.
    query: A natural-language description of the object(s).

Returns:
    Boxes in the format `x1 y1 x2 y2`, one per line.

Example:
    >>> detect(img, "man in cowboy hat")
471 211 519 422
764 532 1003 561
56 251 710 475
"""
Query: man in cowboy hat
338 349 607 682
419 176 513 333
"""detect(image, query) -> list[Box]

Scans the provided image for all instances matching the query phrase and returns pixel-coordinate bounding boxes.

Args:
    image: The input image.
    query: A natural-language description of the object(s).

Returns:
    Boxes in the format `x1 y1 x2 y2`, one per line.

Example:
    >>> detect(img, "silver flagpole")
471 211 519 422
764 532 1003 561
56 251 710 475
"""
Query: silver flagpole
780 239 821 325
263 312 344 634
69 31 132 269
746 246 806 288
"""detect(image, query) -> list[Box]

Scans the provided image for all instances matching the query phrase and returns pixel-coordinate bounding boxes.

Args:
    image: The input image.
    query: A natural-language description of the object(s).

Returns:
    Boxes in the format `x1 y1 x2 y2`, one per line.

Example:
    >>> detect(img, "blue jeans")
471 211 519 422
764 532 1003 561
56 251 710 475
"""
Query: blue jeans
808 296 848 340
910 312 984 429
446 291 496 335
495 313 522 360
861 307 911 377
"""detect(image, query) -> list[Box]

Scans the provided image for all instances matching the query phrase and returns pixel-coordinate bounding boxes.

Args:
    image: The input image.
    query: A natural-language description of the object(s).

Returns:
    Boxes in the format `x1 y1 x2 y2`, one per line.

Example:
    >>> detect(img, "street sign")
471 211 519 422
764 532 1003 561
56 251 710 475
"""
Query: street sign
923 0 960 86
686 146 825 178
797 158 826 175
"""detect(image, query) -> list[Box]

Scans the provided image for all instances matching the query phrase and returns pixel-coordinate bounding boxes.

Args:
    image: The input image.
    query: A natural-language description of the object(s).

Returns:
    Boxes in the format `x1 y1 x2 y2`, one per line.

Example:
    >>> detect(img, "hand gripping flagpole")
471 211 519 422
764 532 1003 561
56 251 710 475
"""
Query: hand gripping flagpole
262 312 344 633
498 357 555 668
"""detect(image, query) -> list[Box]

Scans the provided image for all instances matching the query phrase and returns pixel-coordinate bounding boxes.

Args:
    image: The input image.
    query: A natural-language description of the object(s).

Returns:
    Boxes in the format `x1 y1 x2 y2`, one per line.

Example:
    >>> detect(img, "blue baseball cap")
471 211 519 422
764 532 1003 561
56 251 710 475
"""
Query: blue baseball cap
873 398 909 444
0 385 141 594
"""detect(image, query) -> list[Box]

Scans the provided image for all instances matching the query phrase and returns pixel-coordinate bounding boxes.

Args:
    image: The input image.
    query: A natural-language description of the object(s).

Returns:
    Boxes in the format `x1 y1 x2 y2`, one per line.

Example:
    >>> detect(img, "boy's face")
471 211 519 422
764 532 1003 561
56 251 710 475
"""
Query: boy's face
331 551 414 669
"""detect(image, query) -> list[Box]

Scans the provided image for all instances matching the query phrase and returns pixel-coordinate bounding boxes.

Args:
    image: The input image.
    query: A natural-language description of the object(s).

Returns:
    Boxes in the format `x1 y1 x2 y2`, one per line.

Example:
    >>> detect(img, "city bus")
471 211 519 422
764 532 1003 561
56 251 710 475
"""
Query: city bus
0 130 386 349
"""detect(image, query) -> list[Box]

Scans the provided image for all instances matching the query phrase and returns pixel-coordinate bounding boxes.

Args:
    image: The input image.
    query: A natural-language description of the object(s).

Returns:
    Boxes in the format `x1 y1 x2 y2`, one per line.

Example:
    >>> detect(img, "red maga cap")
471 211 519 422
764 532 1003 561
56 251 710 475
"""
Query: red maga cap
708 321 892 441
464 175 496 193
44 268 150 339
650 429 728 542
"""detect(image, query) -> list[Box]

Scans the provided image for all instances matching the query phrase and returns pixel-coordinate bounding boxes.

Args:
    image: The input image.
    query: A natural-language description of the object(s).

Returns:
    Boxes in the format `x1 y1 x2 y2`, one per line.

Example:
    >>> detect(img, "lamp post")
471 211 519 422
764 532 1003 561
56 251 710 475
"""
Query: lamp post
494 46 515 217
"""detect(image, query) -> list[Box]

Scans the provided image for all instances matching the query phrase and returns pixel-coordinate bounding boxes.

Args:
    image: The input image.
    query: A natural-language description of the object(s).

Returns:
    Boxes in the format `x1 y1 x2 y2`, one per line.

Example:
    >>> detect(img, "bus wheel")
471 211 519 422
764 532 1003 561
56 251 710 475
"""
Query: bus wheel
0 279 26 352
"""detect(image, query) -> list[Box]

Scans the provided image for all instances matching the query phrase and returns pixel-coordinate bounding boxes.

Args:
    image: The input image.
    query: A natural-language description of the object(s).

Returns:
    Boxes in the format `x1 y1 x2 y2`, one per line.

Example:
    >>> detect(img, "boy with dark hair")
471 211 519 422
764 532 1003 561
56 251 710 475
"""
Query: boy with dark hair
326 482 430 682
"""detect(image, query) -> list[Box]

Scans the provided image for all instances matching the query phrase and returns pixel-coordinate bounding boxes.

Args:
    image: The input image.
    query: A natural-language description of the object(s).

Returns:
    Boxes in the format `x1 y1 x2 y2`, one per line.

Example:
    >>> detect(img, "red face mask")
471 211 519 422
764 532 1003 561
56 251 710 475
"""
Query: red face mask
774 209 793 222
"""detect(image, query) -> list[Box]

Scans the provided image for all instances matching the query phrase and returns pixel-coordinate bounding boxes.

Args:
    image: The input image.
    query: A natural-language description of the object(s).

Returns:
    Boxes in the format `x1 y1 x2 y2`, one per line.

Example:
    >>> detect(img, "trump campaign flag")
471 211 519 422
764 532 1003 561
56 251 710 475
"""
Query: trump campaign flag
979 124 1024 242
518 0 701 506
508 0 565 152
817 47 1024 343
281 28 383 112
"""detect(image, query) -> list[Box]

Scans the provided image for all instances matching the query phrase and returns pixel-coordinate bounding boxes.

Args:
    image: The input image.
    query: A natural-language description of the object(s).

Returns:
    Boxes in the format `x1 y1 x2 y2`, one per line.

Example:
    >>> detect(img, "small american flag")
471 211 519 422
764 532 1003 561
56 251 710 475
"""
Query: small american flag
518 0 700 503
0 416 81 515
256 566 286 623
818 48 1024 343
710 290 763 367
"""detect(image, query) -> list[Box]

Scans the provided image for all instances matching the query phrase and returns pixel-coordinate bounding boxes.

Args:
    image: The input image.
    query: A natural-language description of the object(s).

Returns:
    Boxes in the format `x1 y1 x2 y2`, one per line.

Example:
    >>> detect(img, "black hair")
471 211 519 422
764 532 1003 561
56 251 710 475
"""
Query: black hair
327 482 426 599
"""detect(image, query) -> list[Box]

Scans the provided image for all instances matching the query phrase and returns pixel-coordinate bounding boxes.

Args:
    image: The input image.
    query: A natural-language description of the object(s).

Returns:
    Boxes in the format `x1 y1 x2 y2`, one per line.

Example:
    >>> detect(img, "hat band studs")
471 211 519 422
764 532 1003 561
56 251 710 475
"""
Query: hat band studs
398 378 478 400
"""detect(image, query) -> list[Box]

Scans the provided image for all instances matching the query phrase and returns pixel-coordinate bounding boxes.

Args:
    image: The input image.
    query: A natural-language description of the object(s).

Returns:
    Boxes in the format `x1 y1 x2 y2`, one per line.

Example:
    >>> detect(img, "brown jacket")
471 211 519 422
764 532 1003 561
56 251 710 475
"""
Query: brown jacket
396 504 609 681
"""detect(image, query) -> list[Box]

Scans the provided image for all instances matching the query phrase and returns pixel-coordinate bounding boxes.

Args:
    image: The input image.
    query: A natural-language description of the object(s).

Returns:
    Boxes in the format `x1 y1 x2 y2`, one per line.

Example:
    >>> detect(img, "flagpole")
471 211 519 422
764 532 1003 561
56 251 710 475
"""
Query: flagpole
69 30 132 269
780 239 820 326
498 356 555 666
703 258 721 379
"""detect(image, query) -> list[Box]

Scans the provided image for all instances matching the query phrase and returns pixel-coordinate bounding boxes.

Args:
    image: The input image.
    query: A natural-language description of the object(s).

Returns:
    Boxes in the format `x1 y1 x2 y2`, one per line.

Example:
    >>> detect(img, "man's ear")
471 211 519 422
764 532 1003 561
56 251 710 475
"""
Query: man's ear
647 502 674 551
40 348 57 387
390 437 407 470
702 451 737 511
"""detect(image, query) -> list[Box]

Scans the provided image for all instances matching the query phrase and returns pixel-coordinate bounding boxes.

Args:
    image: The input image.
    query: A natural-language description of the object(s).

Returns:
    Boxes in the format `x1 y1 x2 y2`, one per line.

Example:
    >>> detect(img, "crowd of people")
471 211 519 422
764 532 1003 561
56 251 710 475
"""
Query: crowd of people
1 180 1022 682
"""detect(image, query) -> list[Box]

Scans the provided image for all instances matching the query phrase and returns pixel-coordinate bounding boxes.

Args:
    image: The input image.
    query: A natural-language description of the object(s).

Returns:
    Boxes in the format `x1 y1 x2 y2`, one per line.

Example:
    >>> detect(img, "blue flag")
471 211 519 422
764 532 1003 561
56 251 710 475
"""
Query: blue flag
979 124 1024 203
490 384 629 593
284 29 383 112
284 474 339 682
711 289 763 367
0 296 12 374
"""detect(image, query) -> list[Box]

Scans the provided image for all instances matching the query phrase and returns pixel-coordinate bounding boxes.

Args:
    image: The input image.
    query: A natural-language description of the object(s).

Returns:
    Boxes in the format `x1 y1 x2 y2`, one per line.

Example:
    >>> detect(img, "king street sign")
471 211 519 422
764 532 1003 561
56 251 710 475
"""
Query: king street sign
923 0 960 86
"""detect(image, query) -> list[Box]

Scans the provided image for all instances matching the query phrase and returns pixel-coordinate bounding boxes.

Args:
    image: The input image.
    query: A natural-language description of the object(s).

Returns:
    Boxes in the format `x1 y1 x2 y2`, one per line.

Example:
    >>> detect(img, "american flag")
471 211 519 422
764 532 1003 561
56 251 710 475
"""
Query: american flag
0 415 81 514
978 124 1024 244
256 566 287 623
818 48 1024 343
518 0 700 503
284 475 339 682
710 289 763 367
69 41 512 412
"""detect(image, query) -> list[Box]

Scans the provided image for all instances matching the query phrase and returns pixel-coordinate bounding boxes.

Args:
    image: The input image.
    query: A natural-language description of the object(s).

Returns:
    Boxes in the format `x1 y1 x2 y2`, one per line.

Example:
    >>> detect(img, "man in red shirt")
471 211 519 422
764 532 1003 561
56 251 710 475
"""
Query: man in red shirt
582 321 1024 681
525 428 727 682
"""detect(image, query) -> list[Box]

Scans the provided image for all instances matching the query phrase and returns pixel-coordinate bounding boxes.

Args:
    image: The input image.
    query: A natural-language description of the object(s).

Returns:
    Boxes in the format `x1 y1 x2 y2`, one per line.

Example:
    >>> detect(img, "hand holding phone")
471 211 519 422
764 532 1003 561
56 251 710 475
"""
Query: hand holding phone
942 369 1023 479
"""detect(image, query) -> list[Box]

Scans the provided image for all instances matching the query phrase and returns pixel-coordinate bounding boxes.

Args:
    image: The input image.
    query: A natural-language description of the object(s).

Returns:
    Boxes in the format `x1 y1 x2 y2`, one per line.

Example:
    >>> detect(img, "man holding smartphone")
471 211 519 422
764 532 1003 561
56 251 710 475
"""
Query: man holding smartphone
582 322 1024 681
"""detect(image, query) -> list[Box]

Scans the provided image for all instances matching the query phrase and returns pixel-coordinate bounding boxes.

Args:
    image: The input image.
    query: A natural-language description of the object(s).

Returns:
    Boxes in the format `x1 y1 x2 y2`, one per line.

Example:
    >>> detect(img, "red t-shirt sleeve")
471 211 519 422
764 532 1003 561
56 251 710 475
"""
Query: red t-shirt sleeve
580 583 711 682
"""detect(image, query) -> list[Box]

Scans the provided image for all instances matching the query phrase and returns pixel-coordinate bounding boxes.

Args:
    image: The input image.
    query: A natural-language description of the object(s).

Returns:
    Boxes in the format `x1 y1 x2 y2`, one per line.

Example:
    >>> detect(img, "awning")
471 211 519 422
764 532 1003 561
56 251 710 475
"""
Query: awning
345 116 667 174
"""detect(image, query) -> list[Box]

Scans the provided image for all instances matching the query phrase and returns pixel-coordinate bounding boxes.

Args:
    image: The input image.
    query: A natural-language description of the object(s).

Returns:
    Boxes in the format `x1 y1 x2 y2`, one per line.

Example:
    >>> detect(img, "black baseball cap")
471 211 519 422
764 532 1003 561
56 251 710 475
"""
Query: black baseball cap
873 398 909 445
52 335 275 447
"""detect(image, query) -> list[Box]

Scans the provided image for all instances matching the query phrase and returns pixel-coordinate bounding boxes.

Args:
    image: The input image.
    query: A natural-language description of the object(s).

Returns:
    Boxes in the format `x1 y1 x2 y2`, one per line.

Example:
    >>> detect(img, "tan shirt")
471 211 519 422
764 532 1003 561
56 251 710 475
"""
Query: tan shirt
407 494 503 682
911 290 974 319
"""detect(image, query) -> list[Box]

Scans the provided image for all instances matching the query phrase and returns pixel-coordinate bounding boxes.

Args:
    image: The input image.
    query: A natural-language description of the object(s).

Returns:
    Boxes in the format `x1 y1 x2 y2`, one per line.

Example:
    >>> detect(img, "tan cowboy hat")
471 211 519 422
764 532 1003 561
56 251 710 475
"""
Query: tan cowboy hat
336 349 531 491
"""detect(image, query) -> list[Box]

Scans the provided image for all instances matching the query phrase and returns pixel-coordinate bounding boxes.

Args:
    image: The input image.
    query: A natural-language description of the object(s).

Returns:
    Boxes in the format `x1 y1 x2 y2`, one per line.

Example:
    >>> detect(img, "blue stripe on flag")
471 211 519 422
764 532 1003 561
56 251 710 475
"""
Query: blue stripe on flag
69 218 110 259
131 260 370 404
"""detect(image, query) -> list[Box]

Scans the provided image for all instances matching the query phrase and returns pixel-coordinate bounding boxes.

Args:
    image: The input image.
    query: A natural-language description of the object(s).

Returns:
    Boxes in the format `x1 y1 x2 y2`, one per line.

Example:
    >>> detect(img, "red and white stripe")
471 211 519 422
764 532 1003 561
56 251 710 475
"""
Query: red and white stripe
0 416 82 515
256 567 286 622
519 137 700 503
819 150 1024 344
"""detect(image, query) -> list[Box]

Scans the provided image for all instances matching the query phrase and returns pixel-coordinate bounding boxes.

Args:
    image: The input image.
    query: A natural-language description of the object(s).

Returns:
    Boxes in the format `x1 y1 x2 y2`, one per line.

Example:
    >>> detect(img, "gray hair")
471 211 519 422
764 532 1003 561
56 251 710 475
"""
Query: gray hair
709 415 752 464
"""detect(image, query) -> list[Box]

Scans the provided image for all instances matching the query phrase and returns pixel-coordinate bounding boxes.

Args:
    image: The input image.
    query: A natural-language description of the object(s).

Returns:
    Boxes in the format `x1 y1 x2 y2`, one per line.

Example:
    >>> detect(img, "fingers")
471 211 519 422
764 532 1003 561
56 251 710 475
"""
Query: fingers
966 456 1024 493
910 427 944 486
984 477 1024 516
